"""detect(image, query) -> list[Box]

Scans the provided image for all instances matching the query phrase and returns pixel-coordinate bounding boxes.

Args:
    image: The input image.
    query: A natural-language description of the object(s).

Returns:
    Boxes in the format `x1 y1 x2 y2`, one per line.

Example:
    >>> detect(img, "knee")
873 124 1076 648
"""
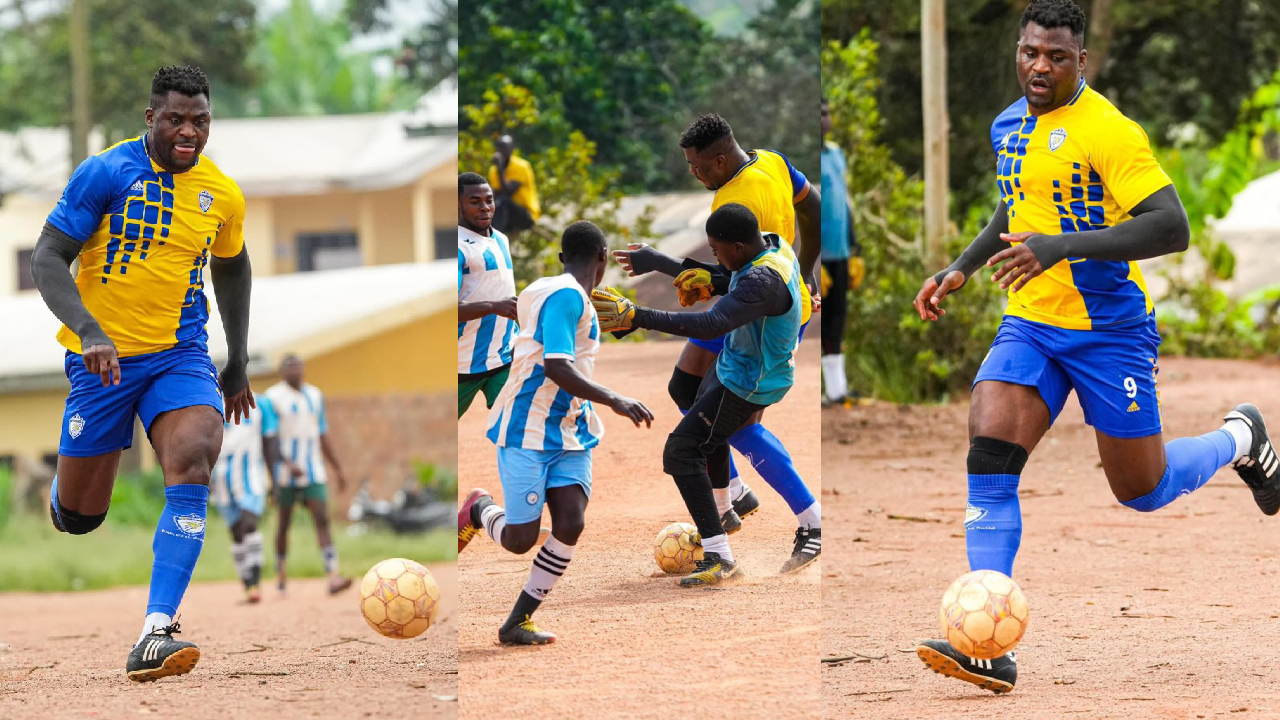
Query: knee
551 516 585 545
667 368 701 412
502 524 540 554
967 437 1028 498
161 441 219 486
52 501 107 535
662 433 704 478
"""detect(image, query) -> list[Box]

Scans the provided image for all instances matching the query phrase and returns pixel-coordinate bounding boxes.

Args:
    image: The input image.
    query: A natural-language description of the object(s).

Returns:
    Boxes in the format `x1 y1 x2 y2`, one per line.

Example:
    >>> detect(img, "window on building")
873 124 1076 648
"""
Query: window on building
16 248 35 291
296 231 361 272
434 228 457 260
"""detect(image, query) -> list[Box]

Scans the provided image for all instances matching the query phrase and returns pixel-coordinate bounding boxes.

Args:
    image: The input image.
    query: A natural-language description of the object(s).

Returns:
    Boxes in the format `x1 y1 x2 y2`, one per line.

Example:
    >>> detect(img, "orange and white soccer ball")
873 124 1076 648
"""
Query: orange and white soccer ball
653 522 703 574
359 558 441 639
939 570 1029 659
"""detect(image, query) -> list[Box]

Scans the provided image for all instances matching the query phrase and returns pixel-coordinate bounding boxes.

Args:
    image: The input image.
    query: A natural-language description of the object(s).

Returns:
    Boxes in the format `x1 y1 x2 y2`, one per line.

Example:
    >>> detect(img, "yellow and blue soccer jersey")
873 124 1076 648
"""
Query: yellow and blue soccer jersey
487 274 604 452
458 225 517 374
262 381 329 487
992 80 1172 330
46 136 246 356
711 149 813 326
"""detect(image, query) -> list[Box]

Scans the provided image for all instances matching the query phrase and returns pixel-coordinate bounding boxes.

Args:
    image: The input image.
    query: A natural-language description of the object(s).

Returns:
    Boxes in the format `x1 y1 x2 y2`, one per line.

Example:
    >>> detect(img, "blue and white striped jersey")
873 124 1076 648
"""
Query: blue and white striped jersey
262 381 329 487
458 225 517 374
486 274 604 451
210 399 277 506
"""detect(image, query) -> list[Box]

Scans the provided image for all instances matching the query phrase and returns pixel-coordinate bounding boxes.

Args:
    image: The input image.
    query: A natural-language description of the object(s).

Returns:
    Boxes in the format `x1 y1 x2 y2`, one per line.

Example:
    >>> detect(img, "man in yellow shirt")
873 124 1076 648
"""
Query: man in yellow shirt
489 135 541 235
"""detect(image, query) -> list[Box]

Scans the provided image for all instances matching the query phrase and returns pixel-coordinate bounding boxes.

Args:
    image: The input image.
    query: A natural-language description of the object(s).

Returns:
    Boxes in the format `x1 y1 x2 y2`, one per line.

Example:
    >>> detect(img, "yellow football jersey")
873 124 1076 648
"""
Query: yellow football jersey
47 136 246 356
489 154 541 220
712 149 813 324
992 80 1172 330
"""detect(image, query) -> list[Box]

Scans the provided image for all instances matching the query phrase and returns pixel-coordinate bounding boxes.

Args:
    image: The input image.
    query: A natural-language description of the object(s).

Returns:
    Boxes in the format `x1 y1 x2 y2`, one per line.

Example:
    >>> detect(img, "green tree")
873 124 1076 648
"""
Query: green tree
347 0 458 89
460 0 717 190
459 82 655 286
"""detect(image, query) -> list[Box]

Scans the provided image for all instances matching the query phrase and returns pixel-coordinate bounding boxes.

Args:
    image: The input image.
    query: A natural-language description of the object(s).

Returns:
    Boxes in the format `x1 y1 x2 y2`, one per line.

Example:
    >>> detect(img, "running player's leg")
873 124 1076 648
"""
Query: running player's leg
275 494 294 592
821 258 850 403
51 453 121 533
229 511 263 601
462 447 548 555
305 492 351 594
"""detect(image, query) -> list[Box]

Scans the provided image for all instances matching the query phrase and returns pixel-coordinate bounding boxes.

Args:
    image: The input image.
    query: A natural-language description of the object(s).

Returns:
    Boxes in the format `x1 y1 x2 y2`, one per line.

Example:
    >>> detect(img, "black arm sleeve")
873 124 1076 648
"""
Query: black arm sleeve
678 257 732 296
1025 184 1190 267
935 201 1010 287
29 222 111 348
633 265 790 339
623 245 685 278
209 246 252 367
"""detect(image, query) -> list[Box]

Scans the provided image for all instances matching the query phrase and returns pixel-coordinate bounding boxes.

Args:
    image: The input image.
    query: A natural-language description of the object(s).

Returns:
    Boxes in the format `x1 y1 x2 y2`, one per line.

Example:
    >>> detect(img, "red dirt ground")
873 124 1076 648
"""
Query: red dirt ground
822 356 1280 720
0 568 457 720
458 338 822 720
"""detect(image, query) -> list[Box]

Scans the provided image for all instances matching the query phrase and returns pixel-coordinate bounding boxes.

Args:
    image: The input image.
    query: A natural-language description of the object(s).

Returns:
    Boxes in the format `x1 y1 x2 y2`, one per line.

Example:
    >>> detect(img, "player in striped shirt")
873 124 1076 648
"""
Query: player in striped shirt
457 221 653 645
210 397 277 603
263 355 351 596
458 172 518 418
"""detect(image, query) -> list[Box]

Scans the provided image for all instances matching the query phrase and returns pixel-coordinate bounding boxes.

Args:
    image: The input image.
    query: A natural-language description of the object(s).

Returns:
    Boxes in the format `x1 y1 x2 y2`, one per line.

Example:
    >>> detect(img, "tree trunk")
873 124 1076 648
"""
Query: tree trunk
921 0 949 267
69 0 92 169
1085 0 1114 85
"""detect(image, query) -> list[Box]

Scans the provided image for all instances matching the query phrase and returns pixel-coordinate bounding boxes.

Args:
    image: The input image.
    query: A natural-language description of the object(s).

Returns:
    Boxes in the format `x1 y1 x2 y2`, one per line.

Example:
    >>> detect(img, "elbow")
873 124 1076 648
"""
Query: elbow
1168 213 1191 253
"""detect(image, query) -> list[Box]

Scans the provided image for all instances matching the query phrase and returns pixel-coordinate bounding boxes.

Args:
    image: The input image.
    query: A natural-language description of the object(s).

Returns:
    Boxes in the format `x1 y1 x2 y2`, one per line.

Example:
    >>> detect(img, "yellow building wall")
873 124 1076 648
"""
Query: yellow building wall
0 387 67 460
369 185 415 266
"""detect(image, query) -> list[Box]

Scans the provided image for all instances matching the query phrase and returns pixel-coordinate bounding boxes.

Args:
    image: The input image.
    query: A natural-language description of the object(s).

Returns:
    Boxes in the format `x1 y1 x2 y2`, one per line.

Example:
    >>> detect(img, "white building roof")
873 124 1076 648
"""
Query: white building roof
0 260 454 393
1214 169 1280 233
0 92 458 199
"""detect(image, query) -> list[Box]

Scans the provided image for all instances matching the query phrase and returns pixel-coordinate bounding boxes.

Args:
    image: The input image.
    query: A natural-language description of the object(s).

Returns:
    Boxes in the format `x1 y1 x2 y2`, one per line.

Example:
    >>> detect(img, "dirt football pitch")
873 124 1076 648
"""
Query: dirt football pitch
0 569 457 720
458 338 822 720
822 357 1280 719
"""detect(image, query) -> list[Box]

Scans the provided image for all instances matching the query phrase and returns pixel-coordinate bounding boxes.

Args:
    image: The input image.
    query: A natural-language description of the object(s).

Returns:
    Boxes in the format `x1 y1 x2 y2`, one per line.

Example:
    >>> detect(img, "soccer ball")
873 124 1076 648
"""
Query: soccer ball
359 558 441 639
653 522 703 574
938 570 1029 659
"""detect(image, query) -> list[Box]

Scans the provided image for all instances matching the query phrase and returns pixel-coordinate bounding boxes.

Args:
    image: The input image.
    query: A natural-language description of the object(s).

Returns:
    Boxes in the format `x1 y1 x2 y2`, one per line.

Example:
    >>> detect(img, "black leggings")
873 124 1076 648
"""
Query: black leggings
821 259 849 355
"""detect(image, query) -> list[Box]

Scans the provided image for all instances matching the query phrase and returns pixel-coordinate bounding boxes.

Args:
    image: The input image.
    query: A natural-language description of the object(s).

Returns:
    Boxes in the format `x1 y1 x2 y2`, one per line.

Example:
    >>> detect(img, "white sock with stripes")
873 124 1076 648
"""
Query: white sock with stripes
523 536 576 600
1223 418 1253 463
796 501 821 530
230 540 248 584
480 503 507 547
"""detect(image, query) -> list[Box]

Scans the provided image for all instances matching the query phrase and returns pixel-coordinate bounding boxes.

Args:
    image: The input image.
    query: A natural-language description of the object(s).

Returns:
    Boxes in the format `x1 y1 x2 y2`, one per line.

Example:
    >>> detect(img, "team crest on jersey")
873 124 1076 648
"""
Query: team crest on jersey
1049 127 1068 152
174 513 206 536
526 491 539 506
198 190 214 213
68 413 85 439
964 504 987 526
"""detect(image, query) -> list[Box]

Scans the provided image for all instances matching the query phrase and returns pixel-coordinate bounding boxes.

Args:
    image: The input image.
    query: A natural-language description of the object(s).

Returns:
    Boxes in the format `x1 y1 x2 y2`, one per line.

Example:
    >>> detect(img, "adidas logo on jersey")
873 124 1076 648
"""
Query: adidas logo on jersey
1127 401 1140 413
130 180 145 194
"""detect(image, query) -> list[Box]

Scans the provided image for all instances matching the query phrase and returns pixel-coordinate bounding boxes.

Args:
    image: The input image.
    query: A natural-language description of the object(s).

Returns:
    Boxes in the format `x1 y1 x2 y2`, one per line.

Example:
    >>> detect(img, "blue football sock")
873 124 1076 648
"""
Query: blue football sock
727 423 815 514
680 407 741 481
1122 429 1236 512
965 473 1022 577
147 484 209 616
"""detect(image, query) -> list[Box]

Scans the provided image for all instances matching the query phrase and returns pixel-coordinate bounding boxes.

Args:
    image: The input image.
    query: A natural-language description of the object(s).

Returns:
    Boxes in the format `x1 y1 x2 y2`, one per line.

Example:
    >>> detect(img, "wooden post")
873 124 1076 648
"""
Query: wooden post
69 0 91 168
921 0 950 268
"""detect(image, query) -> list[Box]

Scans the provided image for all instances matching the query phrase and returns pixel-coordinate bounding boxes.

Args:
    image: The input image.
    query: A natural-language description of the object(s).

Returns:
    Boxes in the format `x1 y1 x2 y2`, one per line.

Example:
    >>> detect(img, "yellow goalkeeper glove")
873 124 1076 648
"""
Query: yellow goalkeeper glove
672 268 714 307
590 287 636 332
849 257 866 290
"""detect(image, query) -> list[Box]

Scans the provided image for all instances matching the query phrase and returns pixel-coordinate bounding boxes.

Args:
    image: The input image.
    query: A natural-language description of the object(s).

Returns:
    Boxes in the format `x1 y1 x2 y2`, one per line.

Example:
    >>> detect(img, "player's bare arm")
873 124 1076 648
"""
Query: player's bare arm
913 201 1011 321
319 434 345 491
988 184 1190 291
543 357 653 428
210 245 254 423
794 181 823 295
30 222 120 386
459 297 518 321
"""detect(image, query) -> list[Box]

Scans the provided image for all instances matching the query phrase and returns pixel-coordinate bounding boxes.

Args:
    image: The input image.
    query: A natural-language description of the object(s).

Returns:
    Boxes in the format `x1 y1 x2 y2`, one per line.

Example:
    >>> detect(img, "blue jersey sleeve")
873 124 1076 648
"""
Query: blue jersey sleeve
766 149 809 202
317 395 329 434
458 248 466 290
46 154 116 242
535 288 584 360
258 397 279 436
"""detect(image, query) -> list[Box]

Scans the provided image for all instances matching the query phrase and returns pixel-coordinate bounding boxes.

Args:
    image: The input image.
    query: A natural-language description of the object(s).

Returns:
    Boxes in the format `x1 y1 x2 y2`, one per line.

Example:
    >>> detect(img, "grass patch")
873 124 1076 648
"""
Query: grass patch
0 510 454 593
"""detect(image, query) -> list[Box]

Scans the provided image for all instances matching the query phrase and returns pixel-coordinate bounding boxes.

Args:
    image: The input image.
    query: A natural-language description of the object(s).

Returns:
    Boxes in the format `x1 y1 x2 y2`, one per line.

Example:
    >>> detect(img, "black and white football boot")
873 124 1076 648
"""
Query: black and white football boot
779 527 821 574
126 622 200 682
916 639 1016 694
1224 403 1280 515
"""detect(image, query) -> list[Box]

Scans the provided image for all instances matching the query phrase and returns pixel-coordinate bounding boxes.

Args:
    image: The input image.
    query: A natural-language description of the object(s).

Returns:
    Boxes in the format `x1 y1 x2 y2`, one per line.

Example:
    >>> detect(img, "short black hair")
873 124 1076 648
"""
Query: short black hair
1020 0 1087 43
561 221 607 262
150 65 210 108
706 203 760 246
459 172 488 194
679 113 734 153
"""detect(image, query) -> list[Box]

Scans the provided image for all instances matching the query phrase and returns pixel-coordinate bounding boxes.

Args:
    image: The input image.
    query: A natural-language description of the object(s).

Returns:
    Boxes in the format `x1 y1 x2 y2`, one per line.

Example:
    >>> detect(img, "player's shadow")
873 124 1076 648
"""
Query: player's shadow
555 575 736 610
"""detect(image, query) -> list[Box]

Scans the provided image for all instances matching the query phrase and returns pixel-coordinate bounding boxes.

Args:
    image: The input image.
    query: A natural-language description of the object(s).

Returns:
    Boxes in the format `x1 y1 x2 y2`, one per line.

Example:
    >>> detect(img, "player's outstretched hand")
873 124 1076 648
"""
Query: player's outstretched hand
590 287 636 332
989 232 1045 291
612 243 660 277
83 341 121 387
492 296 518 320
609 395 654 428
913 270 966 321
673 268 713 307
219 362 256 424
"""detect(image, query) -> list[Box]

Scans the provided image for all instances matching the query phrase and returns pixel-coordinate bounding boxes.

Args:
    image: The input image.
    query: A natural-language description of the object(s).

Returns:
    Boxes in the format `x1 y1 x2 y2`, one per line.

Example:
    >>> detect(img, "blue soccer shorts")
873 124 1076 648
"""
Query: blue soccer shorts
974 314 1162 439
59 340 225 456
495 446 593 524
689 318 810 354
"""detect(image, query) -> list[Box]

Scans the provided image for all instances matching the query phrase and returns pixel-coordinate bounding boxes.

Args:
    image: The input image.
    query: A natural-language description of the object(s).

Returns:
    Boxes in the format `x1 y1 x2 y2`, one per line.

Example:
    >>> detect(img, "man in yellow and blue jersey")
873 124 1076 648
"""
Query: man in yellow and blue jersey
911 0 1278 694
30 66 253 683
593 203 810 584
613 114 824 574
